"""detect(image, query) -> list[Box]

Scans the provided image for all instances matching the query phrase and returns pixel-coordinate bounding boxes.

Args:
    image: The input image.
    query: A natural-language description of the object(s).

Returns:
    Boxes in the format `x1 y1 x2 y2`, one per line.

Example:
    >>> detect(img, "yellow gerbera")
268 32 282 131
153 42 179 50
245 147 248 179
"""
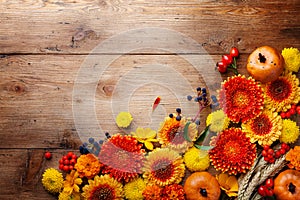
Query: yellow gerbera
242 109 282 146
124 177 146 200
58 191 81 200
82 175 123 200
280 119 300 144
183 147 210 172
206 109 230 133
116 111 133 128
42 168 64 194
216 173 238 197
131 127 158 150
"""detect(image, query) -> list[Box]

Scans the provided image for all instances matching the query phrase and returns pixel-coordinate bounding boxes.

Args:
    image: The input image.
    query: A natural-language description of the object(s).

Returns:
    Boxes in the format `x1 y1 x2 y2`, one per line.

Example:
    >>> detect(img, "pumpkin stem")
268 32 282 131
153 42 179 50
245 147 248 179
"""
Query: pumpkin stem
288 182 296 194
258 53 266 63
200 188 208 197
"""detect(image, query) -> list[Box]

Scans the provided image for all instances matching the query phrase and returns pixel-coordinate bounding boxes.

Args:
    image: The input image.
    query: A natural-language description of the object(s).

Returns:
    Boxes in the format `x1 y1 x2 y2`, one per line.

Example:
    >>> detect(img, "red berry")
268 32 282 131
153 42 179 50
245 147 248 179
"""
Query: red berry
296 106 300 114
285 111 292 118
267 149 274 155
291 104 296 109
70 159 76 165
280 112 286 118
216 61 227 73
289 108 296 115
230 47 239 58
258 185 267 196
63 159 70 165
59 159 64 164
269 158 275 164
69 165 74 171
262 150 268 157
222 54 233 65
264 156 270 162
72 154 77 160
275 151 281 158
59 164 64 170
265 178 274 188
279 148 286 155
263 145 270 151
63 155 68 161
44 152 52 160
63 165 69 172
67 152 73 159
281 143 289 150
265 189 274 197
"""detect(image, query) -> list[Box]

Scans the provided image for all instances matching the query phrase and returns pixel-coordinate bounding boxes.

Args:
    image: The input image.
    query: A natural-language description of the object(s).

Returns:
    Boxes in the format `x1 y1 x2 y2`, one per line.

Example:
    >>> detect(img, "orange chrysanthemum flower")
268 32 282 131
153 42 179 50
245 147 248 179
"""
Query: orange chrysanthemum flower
263 71 300 112
242 109 282 146
209 128 257 175
286 146 300 170
157 115 198 153
161 184 185 200
99 134 145 183
143 148 185 186
142 184 162 200
74 154 101 179
218 75 264 123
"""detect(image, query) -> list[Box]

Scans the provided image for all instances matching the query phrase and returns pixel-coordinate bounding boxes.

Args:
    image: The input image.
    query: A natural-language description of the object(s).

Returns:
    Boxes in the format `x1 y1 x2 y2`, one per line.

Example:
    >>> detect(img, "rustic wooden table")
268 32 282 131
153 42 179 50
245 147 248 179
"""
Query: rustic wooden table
0 0 299 199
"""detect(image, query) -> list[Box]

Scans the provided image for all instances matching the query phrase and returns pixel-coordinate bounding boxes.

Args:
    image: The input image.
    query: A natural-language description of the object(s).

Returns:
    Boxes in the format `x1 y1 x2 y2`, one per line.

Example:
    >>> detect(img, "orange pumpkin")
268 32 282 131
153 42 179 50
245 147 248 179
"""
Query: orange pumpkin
274 169 300 200
246 46 284 83
183 171 221 200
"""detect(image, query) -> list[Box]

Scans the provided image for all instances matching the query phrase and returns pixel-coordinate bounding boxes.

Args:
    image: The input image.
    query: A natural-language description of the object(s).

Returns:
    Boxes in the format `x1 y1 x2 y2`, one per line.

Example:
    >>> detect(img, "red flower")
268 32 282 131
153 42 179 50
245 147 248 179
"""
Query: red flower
209 128 257 175
218 75 264 123
99 134 145 183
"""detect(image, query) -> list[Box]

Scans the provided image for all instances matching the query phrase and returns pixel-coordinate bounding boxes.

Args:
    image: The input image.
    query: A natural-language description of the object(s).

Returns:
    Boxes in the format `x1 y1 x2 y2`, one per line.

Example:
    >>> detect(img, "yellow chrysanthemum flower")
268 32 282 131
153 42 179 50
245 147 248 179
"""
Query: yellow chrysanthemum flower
157 115 198 153
82 175 124 200
62 170 82 195
216 173 238 197
42 168 64 194
124 177 146 200
116 111 133 128
281 47 300 72
58 191 81 200
131 127 158 150
143 148 185 186
279 119 300 144
206 110 230 133
263 71 300 113
242 109 282 146
183 147 210 172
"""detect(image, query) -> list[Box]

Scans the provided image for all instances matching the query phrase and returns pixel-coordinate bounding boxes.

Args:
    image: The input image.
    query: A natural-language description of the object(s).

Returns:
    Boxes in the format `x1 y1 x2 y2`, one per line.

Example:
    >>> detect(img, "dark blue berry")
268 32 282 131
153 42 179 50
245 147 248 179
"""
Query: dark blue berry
83 142 88 147
176 115 181 121
187 95 193 101
211 95 218 103
194 97 199 102
195 119 200 125
169 113 174 118
197 96 203 101
99 140 104 144
202 88 207 93
196 87 201 91
176 108 181 114
202 93 207 97
88 137 95 144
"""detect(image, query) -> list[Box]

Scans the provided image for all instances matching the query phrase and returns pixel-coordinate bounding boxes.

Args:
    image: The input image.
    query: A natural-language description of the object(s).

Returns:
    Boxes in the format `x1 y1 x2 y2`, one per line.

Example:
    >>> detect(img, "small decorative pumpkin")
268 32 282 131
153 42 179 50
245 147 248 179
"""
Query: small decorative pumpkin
246 46 284 83
183 171 221 200
274 169 300 200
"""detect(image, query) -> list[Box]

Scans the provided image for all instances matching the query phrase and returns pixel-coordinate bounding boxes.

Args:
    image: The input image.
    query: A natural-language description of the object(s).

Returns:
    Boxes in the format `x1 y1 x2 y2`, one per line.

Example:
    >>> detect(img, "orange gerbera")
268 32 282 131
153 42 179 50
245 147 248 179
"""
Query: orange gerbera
74 154 101 179
218 75 264 123
286 146 300 170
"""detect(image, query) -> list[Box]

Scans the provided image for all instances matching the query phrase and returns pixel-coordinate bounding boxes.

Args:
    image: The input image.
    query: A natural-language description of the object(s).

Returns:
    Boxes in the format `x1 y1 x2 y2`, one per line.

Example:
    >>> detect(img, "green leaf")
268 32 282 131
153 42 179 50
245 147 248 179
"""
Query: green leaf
195 125 210 144
194 144 213 150
183 121 192 142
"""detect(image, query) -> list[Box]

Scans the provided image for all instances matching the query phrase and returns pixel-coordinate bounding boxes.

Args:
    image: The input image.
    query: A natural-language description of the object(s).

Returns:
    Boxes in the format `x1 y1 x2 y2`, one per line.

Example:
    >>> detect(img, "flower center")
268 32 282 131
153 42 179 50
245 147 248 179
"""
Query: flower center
267 78 292 101
224 141 241 158
152 159 174 181
233 90 250 108
91 184 115 200
167 125 184 144
251 114 272 135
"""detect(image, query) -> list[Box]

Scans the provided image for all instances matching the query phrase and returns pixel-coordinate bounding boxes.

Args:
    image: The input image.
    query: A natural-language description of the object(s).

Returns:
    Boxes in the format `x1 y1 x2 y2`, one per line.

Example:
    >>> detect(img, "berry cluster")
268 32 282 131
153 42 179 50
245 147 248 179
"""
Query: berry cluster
59 152 78 172
216 47 239 74
262 143 290 163
280 104 300 118
169 108 183 122
258 178 274 197
79 137 105 155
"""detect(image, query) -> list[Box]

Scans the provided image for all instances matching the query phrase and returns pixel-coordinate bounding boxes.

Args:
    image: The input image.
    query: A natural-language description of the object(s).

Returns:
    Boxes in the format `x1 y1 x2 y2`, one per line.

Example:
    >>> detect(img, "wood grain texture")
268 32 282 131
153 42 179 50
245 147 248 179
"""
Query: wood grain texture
0 0 299 199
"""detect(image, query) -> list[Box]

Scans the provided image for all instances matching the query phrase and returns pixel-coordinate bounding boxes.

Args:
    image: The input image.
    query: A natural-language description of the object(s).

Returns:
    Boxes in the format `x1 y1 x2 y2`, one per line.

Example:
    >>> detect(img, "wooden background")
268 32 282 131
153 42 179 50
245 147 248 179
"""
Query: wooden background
0 0 299 199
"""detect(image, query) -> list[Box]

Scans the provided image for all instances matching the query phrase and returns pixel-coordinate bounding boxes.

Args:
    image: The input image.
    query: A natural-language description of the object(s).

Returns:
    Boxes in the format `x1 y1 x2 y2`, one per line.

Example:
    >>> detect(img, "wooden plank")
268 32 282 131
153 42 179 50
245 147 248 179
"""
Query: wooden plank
1 54 240 148
0 0 299 54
